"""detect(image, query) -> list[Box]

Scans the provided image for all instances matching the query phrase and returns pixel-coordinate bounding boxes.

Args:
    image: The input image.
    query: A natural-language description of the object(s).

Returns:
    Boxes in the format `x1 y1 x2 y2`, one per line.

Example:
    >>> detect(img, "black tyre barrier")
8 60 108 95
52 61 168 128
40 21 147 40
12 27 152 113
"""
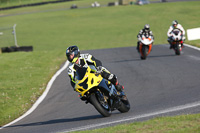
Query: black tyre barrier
108 2 115 6
1 46 33 53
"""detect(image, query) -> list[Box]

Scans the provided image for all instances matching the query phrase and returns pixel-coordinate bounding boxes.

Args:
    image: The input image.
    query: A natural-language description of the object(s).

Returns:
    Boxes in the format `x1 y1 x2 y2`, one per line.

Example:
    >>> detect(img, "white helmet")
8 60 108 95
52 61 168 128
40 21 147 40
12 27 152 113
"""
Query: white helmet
144 24 150 32
172 20 178 26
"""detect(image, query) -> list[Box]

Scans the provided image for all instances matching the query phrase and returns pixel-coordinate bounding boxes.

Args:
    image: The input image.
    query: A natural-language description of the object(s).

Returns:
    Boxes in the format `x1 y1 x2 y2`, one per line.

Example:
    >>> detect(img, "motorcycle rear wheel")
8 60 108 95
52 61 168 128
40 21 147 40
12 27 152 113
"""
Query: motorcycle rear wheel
118 95 130 113
90 93 111 117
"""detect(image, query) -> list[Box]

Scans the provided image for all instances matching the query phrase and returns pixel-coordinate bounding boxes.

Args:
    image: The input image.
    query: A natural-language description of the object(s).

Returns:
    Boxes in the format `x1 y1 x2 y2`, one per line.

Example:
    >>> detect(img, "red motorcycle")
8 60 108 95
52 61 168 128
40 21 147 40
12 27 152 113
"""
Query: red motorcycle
139 34 154 60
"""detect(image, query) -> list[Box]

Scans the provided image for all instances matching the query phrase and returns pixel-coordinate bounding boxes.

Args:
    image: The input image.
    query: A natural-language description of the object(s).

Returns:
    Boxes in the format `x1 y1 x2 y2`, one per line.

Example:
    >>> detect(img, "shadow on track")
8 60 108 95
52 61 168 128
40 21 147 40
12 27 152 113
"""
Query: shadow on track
6 115 103 128
113 54 176 63
148 54 176 58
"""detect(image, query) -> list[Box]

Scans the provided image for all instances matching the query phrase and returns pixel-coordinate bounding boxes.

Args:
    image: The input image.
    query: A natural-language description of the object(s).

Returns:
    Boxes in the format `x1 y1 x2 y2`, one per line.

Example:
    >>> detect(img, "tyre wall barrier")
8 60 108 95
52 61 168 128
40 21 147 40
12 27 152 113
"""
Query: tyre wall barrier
1 46 33 53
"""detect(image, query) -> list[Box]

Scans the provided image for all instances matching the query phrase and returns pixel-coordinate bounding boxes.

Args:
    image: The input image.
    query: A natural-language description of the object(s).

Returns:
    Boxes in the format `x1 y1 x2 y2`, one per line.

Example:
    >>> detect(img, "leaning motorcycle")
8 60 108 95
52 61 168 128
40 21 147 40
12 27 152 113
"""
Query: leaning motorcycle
170 29 184 55
74 65 130 117
139 34 154 60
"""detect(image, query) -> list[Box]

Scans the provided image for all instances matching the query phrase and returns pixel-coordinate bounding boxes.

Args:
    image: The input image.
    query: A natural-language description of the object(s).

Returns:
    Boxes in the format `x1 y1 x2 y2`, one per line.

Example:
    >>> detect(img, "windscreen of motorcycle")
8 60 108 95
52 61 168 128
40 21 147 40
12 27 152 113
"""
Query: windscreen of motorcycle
76 67 87 80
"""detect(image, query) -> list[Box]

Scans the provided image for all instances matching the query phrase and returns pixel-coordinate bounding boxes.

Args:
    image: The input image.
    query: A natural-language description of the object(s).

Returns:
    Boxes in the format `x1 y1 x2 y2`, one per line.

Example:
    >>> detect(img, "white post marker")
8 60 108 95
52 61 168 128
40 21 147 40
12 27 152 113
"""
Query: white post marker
187 27 200 41
13 24 19 47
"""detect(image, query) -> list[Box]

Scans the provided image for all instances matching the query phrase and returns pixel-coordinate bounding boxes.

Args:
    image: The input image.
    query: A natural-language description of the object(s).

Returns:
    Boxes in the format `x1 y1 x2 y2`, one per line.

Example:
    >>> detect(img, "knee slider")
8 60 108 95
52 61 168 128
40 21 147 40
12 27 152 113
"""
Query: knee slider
108 74 117 84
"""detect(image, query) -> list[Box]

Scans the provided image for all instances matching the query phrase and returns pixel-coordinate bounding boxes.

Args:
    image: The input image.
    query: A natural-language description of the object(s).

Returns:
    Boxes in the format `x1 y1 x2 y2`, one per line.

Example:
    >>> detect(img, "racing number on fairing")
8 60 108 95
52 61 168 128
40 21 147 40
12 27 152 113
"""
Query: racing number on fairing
79 78 88 89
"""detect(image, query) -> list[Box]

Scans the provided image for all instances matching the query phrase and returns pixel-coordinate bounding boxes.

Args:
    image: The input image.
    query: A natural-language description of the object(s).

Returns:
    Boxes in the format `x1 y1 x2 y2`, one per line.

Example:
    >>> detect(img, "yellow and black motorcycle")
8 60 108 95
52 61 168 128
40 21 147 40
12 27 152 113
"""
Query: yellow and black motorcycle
74 65 130 117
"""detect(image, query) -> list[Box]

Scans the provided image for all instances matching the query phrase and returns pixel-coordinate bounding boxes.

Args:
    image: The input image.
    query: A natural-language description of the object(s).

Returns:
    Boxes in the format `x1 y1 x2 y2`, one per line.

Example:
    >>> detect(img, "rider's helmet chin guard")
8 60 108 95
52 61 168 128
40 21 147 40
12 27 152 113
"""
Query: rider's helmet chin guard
66 45 80 63
172 20 178 27
144 24 150 32
72 57 79 64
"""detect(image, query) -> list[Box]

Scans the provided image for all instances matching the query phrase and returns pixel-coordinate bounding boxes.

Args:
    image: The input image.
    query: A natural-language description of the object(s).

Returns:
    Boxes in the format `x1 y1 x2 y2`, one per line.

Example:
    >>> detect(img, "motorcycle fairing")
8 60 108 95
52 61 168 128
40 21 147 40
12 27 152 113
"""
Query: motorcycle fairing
98 79 118 98
75 67 103 96
139 44 152 57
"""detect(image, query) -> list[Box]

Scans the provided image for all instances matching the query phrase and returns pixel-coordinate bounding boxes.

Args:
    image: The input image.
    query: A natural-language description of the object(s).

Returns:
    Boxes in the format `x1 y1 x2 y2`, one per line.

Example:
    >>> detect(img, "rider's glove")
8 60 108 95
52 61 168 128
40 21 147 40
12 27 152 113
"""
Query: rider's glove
96 66 103 73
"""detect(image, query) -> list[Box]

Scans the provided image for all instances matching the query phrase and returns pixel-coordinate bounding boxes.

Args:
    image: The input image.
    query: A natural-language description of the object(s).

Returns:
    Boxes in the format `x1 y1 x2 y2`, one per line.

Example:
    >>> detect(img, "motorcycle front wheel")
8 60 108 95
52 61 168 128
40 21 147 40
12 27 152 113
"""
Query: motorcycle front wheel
175 45 181 55
89 93 111 117
141 45 148 60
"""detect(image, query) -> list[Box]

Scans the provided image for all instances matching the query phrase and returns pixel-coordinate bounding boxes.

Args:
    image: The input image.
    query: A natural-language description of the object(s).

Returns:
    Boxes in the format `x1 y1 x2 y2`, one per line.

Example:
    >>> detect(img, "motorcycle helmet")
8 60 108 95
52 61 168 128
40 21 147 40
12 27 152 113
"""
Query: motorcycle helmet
172 20 178 27
66 45 80 63
144 24 150 32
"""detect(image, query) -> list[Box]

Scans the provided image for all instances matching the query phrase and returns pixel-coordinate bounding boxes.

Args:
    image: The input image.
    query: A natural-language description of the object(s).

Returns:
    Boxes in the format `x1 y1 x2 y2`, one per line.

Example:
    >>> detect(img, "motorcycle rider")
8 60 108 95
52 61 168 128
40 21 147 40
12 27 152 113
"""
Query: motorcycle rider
137 24 154 52
66 45 124 100
167 20 186 49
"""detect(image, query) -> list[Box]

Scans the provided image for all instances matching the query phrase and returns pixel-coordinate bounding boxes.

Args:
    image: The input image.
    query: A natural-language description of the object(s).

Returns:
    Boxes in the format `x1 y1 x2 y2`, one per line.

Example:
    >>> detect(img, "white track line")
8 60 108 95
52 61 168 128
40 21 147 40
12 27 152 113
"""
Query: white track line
184 43 200 51
0 61 69 130
64 101 200 133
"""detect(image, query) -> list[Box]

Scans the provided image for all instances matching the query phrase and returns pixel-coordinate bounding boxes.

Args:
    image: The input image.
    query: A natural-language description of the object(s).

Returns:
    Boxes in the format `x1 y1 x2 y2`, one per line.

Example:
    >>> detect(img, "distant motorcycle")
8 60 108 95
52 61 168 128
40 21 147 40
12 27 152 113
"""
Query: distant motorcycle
170 29 184 55
139 34 154 60
74 65 130 117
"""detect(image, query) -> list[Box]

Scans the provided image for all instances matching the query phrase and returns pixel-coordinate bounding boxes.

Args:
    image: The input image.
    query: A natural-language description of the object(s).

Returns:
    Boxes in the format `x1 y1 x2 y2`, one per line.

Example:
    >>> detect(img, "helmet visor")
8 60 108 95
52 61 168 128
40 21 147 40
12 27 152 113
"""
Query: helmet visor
66 50 79 63
145 28 149 32
66 52 74 62
173 24 177 27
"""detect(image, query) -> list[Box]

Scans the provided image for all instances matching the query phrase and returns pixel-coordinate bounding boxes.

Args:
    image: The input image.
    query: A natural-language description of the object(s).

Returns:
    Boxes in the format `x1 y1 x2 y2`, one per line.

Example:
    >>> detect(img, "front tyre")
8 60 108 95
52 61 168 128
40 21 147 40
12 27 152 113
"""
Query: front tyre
175 43 181 55
141 45 147 60
89 93 111 117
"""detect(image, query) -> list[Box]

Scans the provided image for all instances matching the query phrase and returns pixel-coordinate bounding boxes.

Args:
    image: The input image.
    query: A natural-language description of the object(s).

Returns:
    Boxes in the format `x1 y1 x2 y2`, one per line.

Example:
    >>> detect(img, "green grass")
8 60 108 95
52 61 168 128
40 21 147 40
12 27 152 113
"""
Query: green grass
73 114 200 133
0 0 200 128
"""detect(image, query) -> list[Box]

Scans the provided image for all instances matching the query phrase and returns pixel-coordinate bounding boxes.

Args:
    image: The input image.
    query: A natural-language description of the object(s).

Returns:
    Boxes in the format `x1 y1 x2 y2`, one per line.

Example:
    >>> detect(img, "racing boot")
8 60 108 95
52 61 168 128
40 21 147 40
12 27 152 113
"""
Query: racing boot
136 42 140 52
181 43 184 48
169 44 173 49
167 39 173 49
115 81 124 92
181 40 184 48
169 41 173 49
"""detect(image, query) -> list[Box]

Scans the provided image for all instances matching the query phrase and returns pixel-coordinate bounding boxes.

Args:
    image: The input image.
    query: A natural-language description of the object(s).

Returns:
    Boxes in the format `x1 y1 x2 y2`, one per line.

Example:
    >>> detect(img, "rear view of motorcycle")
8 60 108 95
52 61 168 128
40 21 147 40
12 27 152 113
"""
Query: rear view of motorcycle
138 34 154 60
170 29 184 55
74 65 130 117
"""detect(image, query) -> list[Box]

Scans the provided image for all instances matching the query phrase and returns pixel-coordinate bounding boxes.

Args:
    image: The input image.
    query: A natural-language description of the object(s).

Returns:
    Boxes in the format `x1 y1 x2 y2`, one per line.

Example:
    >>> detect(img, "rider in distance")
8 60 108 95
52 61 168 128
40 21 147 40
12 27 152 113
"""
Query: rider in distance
167 20 186 49
137 24 154 52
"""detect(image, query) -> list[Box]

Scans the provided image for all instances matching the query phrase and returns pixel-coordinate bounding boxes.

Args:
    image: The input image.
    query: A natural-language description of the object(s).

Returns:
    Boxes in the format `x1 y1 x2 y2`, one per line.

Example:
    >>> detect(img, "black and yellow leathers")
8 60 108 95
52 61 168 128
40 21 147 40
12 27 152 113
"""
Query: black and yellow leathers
67 53 121 90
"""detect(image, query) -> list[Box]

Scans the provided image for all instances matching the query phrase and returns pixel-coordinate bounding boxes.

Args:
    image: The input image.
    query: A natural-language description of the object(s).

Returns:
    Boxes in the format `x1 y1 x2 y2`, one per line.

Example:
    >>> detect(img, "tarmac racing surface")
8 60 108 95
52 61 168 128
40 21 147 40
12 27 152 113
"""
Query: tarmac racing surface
1 44 200 133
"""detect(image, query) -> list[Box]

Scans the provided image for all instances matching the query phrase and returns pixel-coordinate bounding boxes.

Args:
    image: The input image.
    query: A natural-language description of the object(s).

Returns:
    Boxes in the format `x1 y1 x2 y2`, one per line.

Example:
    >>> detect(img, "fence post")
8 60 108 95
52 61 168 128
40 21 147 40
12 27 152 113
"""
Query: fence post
13 24 19 47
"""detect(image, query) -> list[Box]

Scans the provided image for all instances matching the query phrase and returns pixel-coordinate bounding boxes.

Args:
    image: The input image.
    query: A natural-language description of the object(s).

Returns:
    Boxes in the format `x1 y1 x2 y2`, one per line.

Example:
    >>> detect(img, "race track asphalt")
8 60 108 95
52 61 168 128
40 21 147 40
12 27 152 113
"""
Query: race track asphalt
1 44 200 133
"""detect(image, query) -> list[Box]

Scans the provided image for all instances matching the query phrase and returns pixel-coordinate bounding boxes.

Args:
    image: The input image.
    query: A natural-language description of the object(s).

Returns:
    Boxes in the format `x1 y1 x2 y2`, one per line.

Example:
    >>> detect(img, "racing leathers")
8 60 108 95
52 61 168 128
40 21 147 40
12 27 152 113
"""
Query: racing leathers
137 29 154 51
67 53 124 93
167 24 186 48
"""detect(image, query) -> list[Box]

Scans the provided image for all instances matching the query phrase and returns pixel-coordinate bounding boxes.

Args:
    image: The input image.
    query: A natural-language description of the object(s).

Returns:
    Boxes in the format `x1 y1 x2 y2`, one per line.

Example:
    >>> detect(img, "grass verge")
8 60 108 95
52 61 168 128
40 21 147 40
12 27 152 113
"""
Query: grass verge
72 114 200 133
